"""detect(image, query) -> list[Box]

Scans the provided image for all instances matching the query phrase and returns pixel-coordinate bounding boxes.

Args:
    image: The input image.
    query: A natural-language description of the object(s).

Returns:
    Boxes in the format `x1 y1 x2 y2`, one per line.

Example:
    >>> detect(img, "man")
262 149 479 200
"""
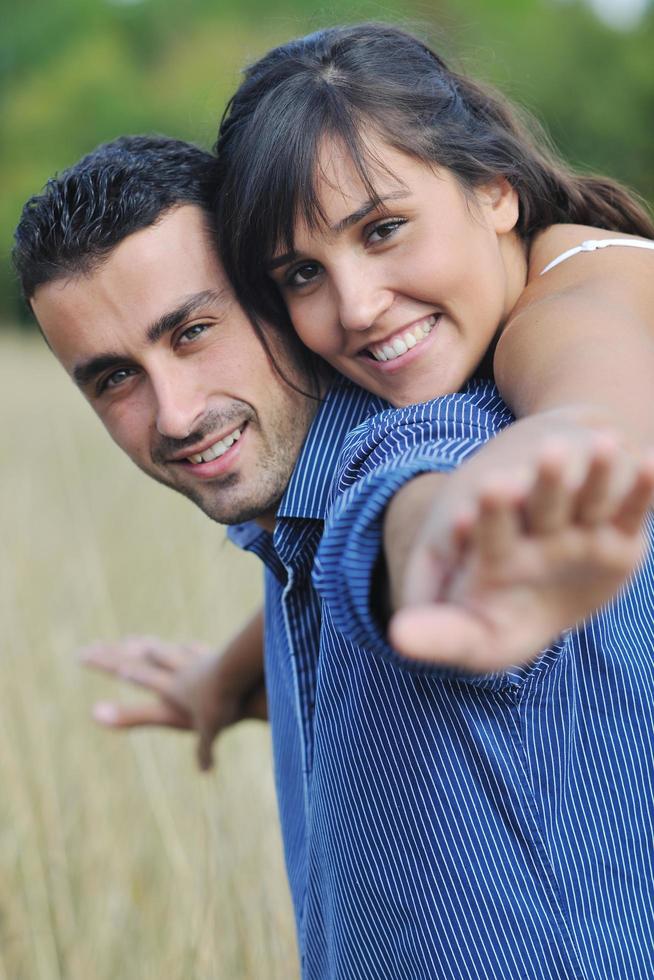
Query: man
15 135 654 979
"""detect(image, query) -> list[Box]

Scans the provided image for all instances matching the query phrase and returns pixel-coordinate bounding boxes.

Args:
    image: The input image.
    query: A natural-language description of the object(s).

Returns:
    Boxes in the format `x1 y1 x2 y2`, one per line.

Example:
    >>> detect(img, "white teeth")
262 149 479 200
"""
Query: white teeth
187 427 242 465
368 316 438 363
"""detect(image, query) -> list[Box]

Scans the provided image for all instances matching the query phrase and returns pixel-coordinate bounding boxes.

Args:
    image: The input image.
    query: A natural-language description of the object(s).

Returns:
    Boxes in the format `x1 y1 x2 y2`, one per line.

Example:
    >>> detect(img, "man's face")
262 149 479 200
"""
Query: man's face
32 205 317 528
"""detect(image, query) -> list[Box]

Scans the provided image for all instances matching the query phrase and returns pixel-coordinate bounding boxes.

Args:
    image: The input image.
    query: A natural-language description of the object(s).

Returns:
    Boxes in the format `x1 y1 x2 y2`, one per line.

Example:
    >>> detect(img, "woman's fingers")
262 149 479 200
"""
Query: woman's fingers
573 436 618 525
524 443 572 533
612 456 654 535
473 479 523 563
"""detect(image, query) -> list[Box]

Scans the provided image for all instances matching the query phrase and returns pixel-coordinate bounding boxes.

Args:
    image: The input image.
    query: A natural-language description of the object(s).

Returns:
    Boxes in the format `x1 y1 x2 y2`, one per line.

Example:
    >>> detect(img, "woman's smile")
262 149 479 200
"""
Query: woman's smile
359 313 439 363
270 135 526 406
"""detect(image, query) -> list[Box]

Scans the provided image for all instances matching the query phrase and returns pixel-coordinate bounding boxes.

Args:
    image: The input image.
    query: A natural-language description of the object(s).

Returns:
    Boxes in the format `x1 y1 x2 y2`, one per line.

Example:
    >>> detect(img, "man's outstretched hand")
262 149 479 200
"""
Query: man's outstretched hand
80 619 266 771
388 437 654 673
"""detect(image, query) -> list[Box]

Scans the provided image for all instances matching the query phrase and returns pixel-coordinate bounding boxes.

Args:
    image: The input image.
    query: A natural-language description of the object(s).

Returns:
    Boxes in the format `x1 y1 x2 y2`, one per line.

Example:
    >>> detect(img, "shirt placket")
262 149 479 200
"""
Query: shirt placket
276 523 323 782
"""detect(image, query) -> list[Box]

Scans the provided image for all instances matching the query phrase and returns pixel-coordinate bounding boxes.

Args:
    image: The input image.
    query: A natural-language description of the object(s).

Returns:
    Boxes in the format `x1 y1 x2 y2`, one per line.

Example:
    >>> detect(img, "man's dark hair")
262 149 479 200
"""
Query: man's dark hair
13 132 323 396
13 134 217 303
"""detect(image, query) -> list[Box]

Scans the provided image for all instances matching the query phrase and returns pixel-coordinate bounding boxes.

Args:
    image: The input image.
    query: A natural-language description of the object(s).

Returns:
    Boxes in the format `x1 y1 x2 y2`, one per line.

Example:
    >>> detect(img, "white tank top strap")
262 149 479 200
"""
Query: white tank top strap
540 237 654 276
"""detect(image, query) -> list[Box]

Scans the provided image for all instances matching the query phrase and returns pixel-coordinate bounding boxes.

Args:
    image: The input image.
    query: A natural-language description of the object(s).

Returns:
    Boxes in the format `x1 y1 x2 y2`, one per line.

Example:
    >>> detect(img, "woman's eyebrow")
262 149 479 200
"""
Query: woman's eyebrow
267 252 297 271
267 190 411 272
329 190 410 235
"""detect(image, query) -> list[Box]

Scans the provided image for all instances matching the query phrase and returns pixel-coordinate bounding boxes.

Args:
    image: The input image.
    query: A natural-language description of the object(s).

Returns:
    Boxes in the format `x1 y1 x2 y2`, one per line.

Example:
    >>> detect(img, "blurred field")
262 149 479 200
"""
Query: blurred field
0 331 298 979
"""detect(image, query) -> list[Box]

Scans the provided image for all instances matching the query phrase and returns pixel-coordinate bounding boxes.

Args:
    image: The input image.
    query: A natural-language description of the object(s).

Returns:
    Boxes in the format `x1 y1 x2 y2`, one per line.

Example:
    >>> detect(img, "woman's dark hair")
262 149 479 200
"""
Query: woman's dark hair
214 21 654 327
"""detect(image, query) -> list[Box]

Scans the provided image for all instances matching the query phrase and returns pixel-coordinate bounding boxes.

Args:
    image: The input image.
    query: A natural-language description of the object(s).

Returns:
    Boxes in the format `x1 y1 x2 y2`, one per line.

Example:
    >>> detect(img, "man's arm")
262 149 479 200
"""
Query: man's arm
81 606 266 770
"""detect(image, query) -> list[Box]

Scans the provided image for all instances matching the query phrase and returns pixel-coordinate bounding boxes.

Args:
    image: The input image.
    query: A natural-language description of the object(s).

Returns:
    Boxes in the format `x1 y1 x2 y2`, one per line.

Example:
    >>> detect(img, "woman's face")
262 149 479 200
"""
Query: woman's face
269 136 526 406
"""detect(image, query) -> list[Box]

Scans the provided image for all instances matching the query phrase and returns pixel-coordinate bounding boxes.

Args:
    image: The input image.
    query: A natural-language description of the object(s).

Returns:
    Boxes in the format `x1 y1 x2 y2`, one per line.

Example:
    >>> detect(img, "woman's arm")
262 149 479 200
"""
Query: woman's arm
379 227 654 667
495 223 654 448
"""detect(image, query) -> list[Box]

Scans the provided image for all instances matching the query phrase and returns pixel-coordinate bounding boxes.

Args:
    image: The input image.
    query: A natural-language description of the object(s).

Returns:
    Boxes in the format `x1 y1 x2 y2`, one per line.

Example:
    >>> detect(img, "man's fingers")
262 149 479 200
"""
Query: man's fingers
143 642 212 672
112 660 180 698
79 636 209 675
80 642 184 699
242 684 268 721
91 699 191 730
80 635 161 663
196 731 215 772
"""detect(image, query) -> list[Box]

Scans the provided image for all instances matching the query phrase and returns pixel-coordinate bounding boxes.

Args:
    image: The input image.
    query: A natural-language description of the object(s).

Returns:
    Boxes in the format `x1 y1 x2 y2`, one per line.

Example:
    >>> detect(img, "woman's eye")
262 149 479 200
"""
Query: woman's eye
367 218 406 244
287 262 322 288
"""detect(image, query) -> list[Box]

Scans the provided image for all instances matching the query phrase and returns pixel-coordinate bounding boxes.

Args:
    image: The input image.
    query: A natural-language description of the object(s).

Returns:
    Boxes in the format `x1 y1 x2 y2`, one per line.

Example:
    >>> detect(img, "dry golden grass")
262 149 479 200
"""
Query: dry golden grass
0 331 298 979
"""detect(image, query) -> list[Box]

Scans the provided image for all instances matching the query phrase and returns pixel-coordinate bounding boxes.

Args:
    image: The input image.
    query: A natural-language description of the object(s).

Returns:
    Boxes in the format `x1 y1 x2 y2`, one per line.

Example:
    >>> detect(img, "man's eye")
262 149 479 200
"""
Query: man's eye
287 262 322 288
179 323 208 344
367 218 406 245
98 367 137 393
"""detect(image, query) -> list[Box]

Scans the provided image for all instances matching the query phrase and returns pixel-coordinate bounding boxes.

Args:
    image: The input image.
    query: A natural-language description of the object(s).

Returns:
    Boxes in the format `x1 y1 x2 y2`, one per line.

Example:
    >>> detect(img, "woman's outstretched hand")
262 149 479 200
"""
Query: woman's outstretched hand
388 436 654 673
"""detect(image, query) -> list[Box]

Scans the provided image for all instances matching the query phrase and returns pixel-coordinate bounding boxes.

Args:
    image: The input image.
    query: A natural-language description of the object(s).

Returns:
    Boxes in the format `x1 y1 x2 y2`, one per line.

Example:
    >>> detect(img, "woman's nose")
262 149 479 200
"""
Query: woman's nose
335 268 393 333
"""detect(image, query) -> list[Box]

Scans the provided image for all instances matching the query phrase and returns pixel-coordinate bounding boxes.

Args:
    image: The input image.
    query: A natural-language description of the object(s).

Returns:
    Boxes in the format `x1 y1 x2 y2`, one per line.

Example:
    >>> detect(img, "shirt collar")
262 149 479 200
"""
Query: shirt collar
275 380 387 522
227 381 386 577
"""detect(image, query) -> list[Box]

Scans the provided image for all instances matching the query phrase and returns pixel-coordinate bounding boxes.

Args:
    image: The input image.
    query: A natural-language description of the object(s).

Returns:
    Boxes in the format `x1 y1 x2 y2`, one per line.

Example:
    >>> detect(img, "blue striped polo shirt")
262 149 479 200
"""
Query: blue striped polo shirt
229 379 654 979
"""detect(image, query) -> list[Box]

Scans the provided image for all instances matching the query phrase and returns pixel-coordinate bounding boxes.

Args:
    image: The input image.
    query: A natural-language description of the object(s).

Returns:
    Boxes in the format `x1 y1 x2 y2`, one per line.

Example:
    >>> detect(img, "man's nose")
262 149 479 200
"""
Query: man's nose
335 267 394 333
152 370 206 440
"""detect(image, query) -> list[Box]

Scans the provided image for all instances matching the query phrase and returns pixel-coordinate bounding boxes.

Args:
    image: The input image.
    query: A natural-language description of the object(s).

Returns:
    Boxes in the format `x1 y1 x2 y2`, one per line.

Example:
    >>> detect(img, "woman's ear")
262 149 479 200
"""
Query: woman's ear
477 177 520 235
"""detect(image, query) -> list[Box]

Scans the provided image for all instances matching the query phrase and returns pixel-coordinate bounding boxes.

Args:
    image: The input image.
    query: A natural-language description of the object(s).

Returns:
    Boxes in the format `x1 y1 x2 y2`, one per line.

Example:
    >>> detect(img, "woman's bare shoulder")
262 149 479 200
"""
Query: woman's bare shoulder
527 224 650 280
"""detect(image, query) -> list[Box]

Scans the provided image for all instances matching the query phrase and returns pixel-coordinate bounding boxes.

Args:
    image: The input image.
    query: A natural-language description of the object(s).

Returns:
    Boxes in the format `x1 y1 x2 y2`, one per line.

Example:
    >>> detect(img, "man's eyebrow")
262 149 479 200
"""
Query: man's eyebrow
266 191 411 271
73 353 130 389
145 289 226 344
72 289 227 389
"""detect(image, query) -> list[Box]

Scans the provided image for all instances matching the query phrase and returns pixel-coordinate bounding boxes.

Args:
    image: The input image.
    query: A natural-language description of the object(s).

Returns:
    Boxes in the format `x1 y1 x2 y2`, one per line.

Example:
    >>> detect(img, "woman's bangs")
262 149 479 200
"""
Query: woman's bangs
268 98 397 263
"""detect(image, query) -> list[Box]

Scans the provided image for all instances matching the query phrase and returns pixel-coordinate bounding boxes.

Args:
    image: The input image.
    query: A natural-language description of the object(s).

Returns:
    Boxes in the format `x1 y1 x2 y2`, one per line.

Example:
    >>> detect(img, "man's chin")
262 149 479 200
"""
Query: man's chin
171 476 281 527
196 495 279 527
136 459 287 527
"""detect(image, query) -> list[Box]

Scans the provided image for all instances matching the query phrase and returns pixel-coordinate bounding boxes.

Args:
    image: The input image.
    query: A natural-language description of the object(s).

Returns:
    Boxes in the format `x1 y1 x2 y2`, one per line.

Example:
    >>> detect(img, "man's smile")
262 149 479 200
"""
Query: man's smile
174 423 247 480
184 424 244 464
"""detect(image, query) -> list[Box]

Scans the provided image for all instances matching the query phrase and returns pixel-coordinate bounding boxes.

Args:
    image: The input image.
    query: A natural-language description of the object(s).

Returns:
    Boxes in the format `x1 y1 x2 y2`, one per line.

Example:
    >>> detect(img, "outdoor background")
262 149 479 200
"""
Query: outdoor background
1 0 653 977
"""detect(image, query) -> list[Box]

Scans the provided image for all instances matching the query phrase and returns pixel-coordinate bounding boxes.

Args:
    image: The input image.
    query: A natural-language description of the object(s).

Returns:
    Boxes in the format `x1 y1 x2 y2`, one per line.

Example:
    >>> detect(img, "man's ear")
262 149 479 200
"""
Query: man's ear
477 177 519 235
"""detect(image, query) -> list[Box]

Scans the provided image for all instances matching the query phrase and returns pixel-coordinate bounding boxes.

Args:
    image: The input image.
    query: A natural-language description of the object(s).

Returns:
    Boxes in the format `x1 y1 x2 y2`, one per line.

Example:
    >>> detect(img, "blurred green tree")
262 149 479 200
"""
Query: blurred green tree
2 0 652 324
